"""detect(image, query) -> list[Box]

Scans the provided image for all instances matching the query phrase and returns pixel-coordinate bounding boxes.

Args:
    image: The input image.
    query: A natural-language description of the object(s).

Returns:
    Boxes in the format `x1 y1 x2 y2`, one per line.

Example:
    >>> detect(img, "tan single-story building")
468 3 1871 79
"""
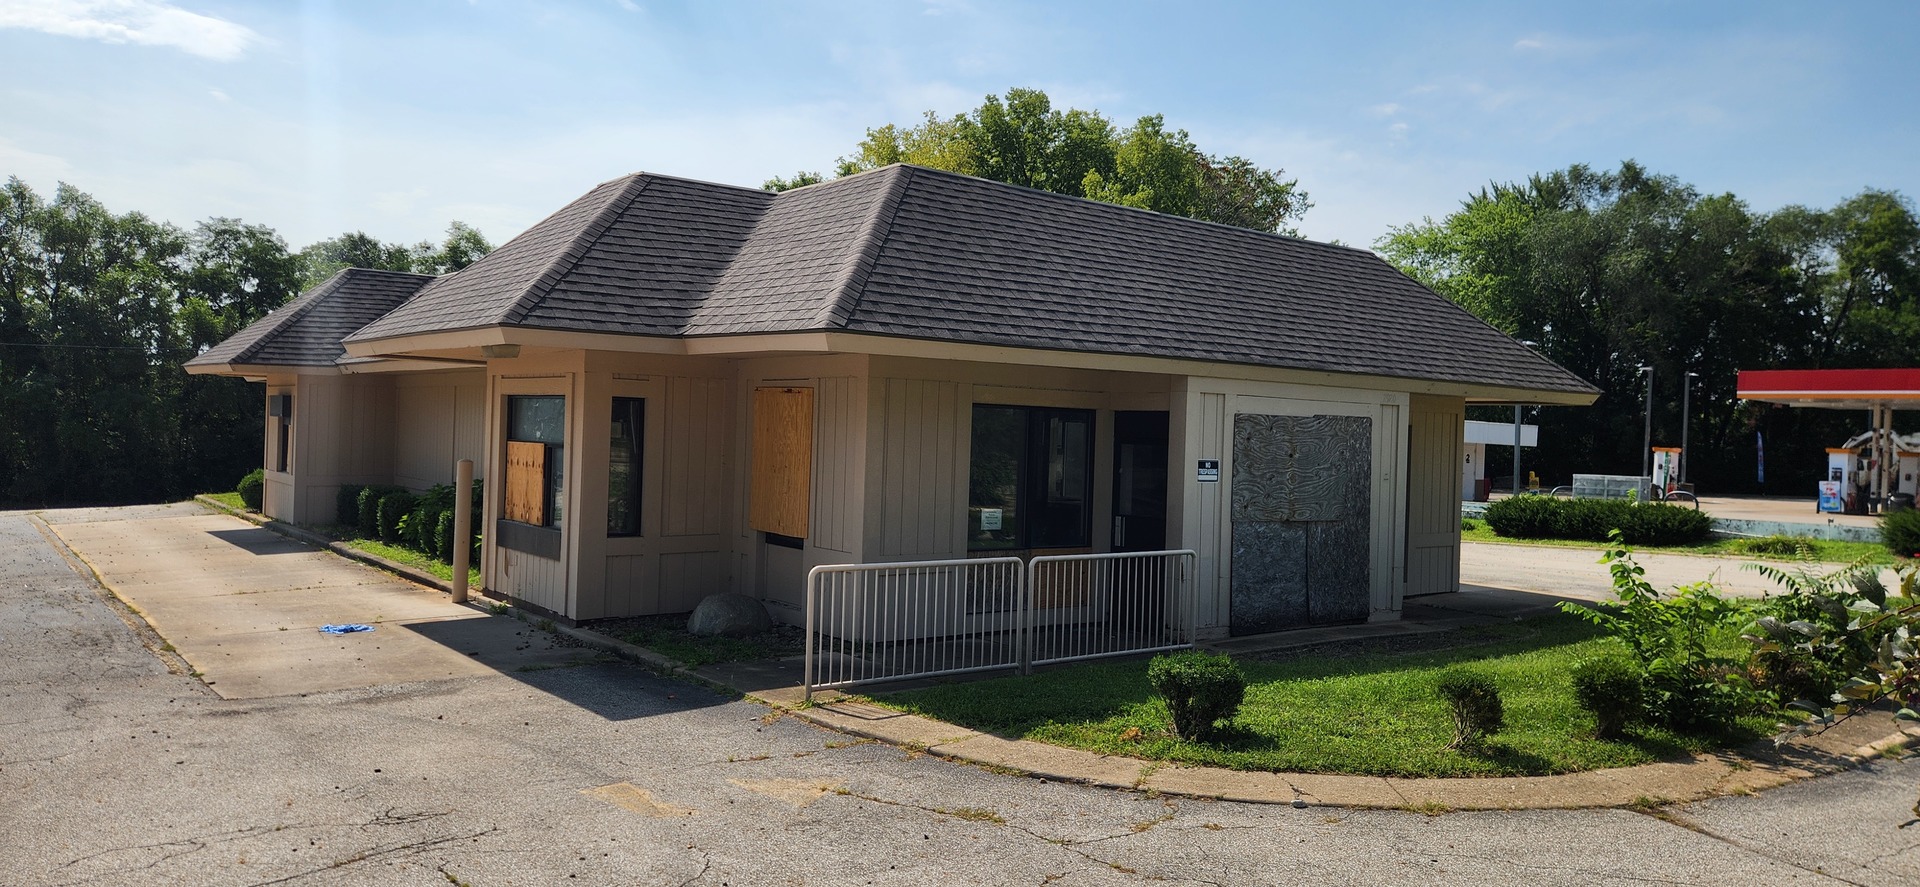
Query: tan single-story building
187 164 1597 637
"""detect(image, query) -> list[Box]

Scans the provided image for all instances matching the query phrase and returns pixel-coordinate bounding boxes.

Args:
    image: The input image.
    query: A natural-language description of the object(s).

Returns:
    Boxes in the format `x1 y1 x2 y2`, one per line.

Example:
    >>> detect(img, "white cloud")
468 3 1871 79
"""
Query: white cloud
1369 102 1401 117
615 0 639 11
1513 36 1545 51
207 87 228 101
0 0 260 61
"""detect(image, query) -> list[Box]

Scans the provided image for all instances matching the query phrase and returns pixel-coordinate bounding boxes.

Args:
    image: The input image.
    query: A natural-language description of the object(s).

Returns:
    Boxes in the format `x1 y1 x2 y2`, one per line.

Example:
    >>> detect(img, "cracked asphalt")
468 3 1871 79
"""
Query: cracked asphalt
3 505 1917 886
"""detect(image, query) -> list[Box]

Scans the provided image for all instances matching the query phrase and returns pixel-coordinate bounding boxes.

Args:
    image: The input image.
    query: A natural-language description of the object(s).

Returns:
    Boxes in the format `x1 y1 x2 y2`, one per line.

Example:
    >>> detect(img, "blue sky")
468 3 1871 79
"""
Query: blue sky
2 0 1915 251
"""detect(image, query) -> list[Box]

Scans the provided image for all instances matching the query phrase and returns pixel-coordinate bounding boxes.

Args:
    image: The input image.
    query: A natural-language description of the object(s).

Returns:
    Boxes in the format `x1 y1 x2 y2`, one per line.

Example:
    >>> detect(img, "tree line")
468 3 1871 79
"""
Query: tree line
1378 161 1919 494
0 176 490 507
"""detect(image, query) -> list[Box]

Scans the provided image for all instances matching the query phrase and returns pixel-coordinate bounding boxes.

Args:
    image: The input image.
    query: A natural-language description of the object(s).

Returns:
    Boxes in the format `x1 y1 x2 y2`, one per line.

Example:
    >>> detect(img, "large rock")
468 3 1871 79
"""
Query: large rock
686 593 772 638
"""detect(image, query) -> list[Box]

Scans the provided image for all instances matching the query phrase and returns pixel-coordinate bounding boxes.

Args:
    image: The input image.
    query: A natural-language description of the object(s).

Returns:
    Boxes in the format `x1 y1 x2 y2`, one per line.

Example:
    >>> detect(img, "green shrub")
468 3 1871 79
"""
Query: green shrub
1570 657 1643 739
1483 494 1557 538
1883 508 1920 559
1435 668 1504 749
376 491 417 542
336 484 366 527
1147 650 1246 741
1484 496 1710 545
1560 532 1762 733
434 509 456 562
235 469 264 511
1618 503 1712 546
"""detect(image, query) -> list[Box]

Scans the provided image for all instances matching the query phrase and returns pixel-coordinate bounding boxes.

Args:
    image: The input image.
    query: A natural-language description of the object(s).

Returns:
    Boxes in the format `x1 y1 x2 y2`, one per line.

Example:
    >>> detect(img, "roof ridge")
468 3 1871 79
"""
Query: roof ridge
809 166 914 330
892 163 1380 257
501 174 653 326
228 269 352 364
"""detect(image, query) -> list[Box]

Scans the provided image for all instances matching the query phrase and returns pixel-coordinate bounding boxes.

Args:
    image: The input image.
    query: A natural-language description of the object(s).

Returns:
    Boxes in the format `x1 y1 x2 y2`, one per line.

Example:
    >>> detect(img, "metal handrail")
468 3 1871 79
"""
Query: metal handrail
1024 549 1198 672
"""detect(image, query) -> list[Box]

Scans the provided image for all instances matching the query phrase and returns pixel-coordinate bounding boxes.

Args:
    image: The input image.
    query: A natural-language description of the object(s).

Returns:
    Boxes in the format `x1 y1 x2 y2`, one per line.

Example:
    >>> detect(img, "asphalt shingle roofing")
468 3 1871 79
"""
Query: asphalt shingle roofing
253 164 1592 395
186 268 432 369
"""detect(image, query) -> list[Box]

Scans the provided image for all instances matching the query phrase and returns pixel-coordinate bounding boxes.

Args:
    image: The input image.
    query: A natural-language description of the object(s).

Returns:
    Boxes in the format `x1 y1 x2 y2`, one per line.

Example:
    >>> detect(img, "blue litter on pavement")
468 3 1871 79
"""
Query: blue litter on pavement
319 623 375 634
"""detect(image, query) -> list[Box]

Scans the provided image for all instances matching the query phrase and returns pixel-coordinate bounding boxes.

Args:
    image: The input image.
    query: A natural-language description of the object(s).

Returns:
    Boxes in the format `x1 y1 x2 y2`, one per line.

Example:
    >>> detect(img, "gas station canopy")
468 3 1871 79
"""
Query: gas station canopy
1738 368 1919 512
1737 368 1920 410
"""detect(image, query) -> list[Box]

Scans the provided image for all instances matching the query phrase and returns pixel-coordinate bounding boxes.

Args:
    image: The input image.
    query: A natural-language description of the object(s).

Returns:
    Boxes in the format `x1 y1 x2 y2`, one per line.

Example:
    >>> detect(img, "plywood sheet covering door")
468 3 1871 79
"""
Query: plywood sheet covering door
505 440 547 525
751 387 813 538
1229 413 1372 634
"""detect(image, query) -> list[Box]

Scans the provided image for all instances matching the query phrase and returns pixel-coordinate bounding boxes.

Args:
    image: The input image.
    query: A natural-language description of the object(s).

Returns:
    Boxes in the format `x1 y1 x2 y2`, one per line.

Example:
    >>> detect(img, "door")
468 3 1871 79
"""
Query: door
1110 411 1171 645
1112 411 1169 552
1229 413 1372 635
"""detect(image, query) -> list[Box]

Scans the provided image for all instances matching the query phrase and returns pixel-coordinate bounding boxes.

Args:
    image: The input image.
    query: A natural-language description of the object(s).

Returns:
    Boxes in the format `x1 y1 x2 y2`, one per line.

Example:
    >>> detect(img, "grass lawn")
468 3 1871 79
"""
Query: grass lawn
303 523 483 589
873 611 1777 778
200 491 248 511
1461 518 1894 565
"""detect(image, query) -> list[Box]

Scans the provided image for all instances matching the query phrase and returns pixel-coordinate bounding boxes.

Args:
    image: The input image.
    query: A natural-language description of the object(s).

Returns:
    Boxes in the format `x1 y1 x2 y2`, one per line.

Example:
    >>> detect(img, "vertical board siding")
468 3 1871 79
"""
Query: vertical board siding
811 377 862 554
1197 392 1227 630
497 550 566 614
393 385 454 488
1406 398 1464 597
662 376 729 537
878 378 962 558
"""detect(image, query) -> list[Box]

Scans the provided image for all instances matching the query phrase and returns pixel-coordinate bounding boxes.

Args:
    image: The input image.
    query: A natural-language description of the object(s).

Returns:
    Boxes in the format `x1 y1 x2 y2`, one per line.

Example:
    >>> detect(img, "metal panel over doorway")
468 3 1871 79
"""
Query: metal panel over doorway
1229 414 1371 634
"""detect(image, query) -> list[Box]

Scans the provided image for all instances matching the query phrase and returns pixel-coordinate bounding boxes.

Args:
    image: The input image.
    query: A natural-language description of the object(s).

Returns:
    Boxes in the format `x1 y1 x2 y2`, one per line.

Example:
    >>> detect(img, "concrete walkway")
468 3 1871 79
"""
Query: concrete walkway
42 503 601 699
56 501 1920 812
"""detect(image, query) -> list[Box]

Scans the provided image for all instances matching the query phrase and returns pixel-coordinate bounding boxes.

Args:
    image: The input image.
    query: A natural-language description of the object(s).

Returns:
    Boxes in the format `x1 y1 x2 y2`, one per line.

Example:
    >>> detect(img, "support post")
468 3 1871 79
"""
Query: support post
1512 405 1524 496
1640 365 1654 488
452 458 474 604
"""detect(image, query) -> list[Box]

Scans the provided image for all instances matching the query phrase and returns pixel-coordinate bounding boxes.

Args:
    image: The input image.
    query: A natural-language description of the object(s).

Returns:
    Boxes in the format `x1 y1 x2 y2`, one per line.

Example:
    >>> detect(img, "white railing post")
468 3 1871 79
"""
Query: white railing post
803 566 819 702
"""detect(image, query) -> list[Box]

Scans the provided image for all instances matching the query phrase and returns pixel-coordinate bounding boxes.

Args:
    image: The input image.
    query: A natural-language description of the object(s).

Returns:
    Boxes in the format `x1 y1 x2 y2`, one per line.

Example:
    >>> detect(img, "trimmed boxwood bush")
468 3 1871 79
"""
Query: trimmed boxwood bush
1435 668 1504 749
355 486 393 538
236 469 264 511
1483 495 1710 546
336 484 367 527
1570 657 1643 739
1147 650 1245 741
376 490 417 542
1883 507 1920 559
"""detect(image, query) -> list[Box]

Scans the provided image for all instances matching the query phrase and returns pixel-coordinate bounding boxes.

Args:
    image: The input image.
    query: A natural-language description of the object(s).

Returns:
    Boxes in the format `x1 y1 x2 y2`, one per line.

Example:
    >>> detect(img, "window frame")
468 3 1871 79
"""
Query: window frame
607 396 644 538
504 394 565 529
967 404 1096 552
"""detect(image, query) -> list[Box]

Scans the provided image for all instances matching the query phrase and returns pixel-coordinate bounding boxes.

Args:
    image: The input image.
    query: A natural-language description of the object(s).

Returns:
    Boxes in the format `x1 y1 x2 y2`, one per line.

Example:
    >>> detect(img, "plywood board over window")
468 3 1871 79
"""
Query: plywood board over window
505 440 547 525
751 387 813 538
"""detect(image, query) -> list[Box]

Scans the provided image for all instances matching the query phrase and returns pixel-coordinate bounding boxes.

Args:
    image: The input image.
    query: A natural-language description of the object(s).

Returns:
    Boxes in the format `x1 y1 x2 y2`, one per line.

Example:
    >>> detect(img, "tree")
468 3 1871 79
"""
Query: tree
1377 162 1918 494
762 171 825 193
805 88 1310 234
294 221 491 287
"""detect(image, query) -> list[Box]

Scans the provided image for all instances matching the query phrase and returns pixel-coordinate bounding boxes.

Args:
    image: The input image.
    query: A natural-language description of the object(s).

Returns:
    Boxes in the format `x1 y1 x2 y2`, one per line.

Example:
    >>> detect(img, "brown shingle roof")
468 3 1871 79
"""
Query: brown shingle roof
185 268 432 369
315 164 1590 395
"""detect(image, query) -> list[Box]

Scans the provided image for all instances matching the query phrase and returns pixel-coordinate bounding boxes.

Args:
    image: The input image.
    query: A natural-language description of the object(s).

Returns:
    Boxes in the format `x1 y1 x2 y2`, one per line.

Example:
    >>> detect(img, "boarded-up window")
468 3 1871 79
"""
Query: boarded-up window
750 387 813 538
505 441 547 525
505 395 564 528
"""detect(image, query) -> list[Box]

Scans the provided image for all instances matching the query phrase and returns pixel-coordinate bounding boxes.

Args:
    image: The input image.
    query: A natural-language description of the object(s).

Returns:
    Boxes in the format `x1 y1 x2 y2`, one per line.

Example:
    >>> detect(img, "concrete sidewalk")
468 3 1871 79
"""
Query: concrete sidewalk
41 503 601 699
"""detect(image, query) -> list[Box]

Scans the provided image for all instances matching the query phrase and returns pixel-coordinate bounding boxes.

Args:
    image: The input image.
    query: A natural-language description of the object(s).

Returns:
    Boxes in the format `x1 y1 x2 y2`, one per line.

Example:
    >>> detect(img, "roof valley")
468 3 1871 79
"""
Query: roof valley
501 174 654 326
809 165 914 331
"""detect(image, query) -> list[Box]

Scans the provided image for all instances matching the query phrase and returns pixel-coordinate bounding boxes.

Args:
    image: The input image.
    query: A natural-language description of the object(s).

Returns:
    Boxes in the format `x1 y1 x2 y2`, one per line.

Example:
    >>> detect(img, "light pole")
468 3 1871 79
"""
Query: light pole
1680 371 1699 486
1514 341 1538 496
1639 364 1654 486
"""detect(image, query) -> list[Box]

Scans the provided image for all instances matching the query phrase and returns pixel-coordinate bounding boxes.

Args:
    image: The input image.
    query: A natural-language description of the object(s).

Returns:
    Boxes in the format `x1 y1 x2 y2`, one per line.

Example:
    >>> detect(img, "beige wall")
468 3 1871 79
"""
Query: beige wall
392 369 487 490
1170 377 1413 638
1407 395 1465 599
270 346 1472 633
481 349 740 622
267 373 395 526
733 355 871 621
